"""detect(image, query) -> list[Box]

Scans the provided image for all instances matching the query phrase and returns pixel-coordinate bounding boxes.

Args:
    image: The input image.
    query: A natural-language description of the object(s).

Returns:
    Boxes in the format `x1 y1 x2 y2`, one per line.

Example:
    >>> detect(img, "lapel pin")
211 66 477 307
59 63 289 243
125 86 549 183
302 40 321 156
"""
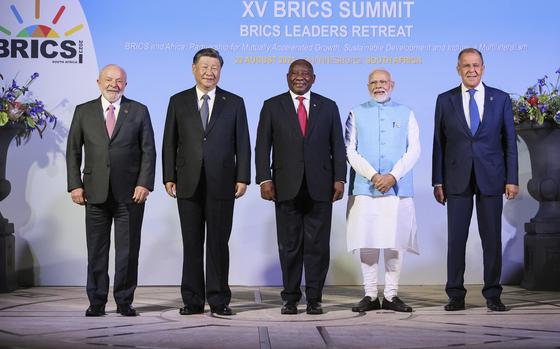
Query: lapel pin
222 96 226 100
490 96 494 101
124 109 129 114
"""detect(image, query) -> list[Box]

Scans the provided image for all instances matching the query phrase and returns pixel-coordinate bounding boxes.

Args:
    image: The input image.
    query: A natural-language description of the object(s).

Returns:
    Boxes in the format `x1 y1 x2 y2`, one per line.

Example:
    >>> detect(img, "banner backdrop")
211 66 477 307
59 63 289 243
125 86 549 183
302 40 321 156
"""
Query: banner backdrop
1 0 558 286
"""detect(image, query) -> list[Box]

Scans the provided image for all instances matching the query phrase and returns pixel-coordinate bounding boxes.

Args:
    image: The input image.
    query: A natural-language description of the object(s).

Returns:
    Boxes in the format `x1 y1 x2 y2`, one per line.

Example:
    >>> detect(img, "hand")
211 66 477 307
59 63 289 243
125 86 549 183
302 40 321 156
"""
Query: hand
505 184 519 200
332 181 344 202
373 174 396 194
433 185 446 205
235 182 247 198
132 186 150 204
70 188 87 205
260 181 276 201
165 182 177 198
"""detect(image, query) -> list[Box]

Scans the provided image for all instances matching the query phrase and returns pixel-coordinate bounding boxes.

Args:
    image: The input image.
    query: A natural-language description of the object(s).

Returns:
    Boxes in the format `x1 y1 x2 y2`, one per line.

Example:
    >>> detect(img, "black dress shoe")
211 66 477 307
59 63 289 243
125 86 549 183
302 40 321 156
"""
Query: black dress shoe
210 304 233 316
281 302 298 315
486 298 507 312
444 298 465 311
116 304 138 316
179 305 204 315
306 301 323 315
382 296 413 312
85 304 106 317
352 296 381 312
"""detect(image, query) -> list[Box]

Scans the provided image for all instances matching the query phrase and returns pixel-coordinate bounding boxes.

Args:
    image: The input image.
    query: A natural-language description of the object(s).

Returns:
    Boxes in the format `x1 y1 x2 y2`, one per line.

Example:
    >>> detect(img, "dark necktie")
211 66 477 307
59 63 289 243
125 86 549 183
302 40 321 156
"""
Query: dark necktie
106 104 116 138
200 94 209 130
468 89 480 135
296 96 307 136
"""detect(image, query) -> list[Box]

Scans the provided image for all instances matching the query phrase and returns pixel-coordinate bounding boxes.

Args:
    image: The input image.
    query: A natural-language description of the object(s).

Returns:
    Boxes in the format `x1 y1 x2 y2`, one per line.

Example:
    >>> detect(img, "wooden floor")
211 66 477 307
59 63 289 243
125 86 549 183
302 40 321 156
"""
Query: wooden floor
0 285 559 348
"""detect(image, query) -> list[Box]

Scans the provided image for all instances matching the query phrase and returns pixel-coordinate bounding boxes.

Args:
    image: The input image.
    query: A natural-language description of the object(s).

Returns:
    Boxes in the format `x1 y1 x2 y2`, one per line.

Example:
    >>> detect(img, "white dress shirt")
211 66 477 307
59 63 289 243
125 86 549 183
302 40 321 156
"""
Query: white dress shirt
461 82 485 128
101 96 122 121
196 87 216 121
289 90 311 117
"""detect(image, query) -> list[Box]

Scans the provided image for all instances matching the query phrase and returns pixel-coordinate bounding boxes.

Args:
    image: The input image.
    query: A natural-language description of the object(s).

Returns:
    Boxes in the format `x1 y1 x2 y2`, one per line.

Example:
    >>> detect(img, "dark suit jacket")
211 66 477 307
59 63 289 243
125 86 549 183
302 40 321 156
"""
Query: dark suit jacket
432 84 518 195
255 91 346 202
162 86 251 200
66 96 156 204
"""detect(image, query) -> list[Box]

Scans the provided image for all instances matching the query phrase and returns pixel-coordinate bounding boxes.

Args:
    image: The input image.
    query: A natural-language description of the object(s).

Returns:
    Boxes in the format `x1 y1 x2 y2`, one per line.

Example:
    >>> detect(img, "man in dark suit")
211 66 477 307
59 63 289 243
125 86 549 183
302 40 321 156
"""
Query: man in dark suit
162 48 250 316
432 48 519 312
67 64 156 317
255 59 346 315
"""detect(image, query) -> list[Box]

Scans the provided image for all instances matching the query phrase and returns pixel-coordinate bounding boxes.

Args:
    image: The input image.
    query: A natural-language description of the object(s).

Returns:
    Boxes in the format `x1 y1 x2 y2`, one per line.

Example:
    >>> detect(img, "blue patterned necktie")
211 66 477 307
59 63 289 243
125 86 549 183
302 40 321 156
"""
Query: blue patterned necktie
468 89 480 135
200 94 209 130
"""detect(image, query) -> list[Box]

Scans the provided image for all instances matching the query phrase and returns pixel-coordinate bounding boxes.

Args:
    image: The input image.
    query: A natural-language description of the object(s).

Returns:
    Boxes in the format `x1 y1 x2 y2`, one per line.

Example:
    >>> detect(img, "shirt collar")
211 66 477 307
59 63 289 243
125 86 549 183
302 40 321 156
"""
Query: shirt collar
289 90 311 101
196 86 216 101
101 95 122 111
461 82 484 94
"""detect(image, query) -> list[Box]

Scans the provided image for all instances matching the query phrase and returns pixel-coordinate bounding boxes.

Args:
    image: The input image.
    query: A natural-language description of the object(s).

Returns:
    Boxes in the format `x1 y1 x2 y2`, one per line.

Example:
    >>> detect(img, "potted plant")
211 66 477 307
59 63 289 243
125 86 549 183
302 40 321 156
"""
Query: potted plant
0 72 57 292
512 68 560 291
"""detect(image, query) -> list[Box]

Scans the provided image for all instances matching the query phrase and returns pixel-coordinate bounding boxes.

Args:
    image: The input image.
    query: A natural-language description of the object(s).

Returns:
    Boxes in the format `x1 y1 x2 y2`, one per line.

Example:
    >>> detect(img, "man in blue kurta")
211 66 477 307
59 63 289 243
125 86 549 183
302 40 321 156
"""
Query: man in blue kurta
346 69 420 313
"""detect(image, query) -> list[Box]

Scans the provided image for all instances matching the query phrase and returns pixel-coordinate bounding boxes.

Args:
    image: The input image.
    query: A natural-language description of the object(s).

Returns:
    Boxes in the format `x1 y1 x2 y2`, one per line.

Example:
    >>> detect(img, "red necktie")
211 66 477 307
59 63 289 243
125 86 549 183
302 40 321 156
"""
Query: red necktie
106 104 116 138
296 96 307 136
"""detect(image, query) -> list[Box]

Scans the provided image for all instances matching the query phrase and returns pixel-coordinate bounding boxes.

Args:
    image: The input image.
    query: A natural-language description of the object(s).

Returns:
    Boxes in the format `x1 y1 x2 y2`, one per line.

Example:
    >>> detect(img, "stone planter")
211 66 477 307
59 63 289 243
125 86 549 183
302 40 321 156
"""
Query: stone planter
0 123 21 292
516 121 560 290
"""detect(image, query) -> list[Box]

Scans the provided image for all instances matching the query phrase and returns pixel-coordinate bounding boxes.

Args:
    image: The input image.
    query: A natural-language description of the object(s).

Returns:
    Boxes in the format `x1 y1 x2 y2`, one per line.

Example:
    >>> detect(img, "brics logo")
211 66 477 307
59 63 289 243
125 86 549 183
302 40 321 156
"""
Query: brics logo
0 2 85 63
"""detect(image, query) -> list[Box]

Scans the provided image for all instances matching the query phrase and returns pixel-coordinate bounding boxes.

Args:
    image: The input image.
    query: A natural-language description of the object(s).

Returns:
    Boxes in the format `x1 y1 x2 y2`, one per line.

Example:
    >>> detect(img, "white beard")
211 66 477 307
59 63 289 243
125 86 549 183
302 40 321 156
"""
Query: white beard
372 92 390 103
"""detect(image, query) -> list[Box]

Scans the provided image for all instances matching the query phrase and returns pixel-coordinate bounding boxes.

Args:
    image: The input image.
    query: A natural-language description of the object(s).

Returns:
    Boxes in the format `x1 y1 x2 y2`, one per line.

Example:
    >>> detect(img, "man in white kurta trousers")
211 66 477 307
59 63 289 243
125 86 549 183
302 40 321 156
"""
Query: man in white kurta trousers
346 69 420 313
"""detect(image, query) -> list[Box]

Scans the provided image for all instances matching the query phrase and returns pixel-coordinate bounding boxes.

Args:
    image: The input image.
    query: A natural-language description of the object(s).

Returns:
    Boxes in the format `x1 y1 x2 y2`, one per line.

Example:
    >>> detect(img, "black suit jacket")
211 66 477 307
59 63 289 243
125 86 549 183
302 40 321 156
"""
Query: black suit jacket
66 96 156 204
162 86 251 199
432 84 518 195
255 91 346 202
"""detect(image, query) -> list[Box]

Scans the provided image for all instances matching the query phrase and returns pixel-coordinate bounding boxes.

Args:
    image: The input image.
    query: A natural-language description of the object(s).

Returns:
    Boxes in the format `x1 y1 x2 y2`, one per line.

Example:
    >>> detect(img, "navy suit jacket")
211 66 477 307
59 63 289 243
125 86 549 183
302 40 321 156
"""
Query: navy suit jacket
432 84 518 196
255 91 346 202
66 96 156 204
162 86 251 200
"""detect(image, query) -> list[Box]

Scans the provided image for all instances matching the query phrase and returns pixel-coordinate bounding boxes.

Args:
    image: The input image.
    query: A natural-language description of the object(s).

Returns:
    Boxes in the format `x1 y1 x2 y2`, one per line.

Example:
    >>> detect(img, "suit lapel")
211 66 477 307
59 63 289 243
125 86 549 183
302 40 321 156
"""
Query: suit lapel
479 83 493 133
186 87 203 131
281 92 303 138
93 97 110 142
450 86 471 135
307 92 321 138
205 87 225 135
110 96 129 142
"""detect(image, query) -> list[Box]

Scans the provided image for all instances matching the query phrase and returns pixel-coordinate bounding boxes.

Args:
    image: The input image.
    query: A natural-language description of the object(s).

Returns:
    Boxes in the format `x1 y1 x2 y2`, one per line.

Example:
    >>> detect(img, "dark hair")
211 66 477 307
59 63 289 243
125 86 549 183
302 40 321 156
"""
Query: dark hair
193 48 224 67
457 48 484 65
288 59 314 74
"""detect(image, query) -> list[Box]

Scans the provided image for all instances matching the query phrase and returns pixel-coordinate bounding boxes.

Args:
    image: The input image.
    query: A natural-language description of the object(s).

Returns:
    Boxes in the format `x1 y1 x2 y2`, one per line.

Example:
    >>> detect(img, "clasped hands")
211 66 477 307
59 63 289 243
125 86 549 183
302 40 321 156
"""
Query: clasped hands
371 173 396 194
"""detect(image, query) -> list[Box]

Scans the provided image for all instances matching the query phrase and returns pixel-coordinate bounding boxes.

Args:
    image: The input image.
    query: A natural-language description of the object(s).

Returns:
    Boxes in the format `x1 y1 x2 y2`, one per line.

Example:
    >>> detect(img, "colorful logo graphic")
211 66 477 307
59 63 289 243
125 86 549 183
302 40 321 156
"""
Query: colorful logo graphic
0 0 86 63
0 1 83 38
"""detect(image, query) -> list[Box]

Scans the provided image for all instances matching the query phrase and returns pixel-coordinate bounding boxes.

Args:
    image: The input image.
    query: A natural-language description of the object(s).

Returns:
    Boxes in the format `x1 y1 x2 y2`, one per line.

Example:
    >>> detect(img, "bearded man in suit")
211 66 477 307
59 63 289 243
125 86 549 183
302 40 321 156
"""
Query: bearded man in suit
67 64 156 317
